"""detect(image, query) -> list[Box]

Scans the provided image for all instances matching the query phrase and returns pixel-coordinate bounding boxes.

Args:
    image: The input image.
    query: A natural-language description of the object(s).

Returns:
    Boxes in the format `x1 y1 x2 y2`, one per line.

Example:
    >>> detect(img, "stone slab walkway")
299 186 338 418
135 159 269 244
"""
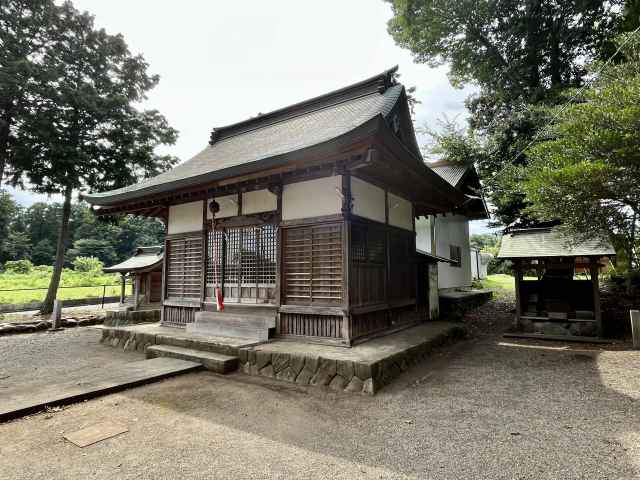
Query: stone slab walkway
0 357 201 422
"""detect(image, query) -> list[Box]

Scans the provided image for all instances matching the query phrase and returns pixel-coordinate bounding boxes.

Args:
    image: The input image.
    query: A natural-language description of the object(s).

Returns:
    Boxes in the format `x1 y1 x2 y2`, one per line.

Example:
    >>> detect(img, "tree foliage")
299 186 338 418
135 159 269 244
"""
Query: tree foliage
523 33 640 271
386 0 629 225
0 195 166 267
3 1 178 313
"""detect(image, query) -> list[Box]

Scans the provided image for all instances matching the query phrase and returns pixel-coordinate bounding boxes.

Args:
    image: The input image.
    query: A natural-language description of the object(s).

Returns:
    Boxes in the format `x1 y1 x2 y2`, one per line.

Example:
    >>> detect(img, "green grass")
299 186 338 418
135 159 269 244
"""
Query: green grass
0 269 132 305
480 274 515 291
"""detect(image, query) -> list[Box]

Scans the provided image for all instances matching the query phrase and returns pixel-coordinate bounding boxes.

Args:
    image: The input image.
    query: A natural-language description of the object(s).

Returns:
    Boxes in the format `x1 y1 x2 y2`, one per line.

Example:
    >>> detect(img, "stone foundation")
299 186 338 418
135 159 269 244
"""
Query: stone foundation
238 324 466 395
100 327 159 353
104 308 161 327
439 289 493 321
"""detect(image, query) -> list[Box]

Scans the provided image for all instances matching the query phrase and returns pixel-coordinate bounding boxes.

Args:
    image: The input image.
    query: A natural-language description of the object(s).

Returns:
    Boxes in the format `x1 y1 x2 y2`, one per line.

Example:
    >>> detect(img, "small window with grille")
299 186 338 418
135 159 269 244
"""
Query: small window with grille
449 245 462 268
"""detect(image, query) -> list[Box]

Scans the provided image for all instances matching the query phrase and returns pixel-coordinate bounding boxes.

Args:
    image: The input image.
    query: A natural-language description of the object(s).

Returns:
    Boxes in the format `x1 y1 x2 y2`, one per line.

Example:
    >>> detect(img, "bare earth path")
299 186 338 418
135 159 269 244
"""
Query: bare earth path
0 303 639 479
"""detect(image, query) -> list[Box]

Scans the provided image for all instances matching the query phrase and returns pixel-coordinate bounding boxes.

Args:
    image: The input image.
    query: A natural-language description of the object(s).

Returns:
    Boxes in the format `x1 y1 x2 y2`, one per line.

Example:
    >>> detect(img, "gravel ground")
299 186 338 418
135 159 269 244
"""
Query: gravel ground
0 303 639 479
0 328 143 391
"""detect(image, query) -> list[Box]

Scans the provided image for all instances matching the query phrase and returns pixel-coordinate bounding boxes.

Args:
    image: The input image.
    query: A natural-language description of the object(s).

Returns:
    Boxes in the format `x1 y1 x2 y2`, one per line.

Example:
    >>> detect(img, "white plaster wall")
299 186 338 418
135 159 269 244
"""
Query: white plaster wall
282 175 343 220
387 192 413 231
415 216 432 253
207 194 239 219
167 201 203 234
351 176 385 224
435 214 471 290
242 189 277 215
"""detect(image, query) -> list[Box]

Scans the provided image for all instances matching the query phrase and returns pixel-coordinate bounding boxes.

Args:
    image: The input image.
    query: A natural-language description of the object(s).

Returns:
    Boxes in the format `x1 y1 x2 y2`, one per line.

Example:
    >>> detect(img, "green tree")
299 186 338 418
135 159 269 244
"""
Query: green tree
8 2 178 313
0 0 59 185
31 238 55 265
67 238 118 266
523 33 640 286
385 0 628 225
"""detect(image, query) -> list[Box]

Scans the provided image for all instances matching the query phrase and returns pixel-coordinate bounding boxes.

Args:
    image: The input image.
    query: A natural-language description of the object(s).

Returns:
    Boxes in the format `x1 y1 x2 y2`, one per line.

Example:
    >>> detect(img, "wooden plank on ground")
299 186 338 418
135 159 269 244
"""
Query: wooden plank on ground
64 422 129 447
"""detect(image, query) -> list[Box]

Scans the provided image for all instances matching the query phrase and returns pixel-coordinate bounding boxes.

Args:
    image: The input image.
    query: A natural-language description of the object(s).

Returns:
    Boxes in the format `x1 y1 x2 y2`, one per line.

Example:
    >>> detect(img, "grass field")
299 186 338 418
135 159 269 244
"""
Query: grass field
480 274 515 291
0 269 131 305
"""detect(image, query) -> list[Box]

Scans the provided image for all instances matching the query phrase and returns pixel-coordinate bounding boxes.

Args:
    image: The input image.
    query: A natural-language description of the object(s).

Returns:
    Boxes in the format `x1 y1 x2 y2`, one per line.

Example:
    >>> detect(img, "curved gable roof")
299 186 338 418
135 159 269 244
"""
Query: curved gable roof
83 68 406 207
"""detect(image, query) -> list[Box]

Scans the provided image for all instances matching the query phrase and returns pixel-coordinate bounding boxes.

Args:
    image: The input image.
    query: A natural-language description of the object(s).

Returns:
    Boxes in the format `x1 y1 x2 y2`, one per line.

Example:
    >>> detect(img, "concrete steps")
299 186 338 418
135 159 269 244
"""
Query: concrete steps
186 310 275 342
146 344 238 374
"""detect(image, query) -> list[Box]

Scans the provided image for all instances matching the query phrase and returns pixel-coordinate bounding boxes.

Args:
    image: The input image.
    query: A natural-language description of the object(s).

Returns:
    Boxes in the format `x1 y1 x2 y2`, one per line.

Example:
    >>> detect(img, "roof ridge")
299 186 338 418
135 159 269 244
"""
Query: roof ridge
209 66 399 144
212 84 403 146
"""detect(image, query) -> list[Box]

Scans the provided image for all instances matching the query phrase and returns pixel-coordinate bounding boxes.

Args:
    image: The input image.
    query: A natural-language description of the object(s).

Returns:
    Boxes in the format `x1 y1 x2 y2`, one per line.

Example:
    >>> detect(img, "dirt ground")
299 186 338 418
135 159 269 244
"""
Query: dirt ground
1 301 639 479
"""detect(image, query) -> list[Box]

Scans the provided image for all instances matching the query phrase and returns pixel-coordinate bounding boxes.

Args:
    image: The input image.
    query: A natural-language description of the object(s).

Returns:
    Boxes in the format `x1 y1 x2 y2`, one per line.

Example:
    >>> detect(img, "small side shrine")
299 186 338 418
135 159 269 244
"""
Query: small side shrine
498 227 615 339
104 246 164 310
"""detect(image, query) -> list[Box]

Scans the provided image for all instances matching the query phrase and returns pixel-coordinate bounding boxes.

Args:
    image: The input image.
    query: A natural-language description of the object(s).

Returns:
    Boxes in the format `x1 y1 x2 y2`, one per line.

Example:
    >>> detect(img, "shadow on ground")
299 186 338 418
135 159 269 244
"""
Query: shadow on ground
1 299 639 479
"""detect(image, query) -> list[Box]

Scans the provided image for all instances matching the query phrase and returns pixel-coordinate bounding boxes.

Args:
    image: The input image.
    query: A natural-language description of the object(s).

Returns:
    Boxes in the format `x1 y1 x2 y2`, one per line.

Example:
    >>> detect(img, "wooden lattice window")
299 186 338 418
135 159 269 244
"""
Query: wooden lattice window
166 236 203 301
350 222 386 306
282 223 343 305
387 228 416 302
205 224 277 302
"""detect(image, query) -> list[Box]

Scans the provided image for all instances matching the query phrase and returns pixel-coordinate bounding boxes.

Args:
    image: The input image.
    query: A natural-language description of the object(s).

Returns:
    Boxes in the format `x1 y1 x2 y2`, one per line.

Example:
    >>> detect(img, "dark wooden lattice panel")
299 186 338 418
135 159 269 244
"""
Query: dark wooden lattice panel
163 305 197 327
166 236 203 301
206 229 224 287
279 312 343 338
205 224 277 302
350 223 386 306
282 223 343 305
387 229 416 302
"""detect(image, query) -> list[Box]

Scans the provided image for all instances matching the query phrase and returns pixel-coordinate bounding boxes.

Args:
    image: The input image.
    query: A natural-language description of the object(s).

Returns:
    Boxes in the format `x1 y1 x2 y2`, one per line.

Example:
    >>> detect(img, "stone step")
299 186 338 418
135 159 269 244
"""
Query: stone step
146 344 238 374
195 310 276 328
186 311 274 341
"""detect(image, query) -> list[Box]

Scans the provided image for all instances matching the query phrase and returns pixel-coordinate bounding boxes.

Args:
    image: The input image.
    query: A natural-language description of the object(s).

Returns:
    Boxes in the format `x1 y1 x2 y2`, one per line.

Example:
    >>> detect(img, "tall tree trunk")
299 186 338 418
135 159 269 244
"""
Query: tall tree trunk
40 185 73 315
0 116 10 188
627 209 637 295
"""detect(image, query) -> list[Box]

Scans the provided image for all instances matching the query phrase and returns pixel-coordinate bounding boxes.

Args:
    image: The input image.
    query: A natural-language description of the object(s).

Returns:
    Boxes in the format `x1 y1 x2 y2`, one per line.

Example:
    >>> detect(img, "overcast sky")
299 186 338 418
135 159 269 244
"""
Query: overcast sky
9 0 492 233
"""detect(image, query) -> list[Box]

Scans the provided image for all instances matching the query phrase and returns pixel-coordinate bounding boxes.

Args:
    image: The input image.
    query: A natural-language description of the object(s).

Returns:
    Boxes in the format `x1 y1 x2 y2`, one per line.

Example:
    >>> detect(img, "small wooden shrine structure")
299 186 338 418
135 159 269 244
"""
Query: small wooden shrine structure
84 68 467 346
104 246 163 309
498 227 615 339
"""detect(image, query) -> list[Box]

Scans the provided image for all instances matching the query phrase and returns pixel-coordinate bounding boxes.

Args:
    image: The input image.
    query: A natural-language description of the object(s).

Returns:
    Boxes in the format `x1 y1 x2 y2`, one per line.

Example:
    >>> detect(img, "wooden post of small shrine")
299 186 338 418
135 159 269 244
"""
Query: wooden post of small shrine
133 274 140 309
119 273 126 304
513 260 523 329
590 257 602 337
630 310 640 349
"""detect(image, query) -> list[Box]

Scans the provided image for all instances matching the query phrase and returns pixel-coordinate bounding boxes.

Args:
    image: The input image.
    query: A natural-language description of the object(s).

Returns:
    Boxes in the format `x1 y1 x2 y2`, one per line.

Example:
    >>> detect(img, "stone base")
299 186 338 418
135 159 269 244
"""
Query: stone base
238 322 466 395
104 308 161 327
439 289 493 321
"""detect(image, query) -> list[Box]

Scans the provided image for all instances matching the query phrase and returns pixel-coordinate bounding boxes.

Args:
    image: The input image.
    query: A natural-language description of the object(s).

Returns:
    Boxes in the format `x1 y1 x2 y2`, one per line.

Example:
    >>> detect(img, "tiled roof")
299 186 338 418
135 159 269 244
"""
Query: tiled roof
429 163 469 187
83 68 404 206
104 246 163 273
498 228 615 259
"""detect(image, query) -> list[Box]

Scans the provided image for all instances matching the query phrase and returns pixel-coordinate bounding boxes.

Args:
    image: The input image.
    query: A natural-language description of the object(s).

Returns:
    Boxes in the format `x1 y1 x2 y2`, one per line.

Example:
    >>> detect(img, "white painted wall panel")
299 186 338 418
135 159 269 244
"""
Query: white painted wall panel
207 194 239 219
435 215 471 289
351 177 385 223
168 201 203 234
282 176 342 220
387 192 413 231
415 216 432 253
242 189 277 215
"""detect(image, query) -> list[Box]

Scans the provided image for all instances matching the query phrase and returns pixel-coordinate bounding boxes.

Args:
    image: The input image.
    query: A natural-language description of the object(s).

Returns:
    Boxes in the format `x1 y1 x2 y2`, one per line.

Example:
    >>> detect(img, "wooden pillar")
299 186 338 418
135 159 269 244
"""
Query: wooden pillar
514 260 523 329
271 184 283 309
119 273 126 304
630 310 640 349
590 258 602 337
201 198 208 305
133 274 140 309
341 173 352 344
